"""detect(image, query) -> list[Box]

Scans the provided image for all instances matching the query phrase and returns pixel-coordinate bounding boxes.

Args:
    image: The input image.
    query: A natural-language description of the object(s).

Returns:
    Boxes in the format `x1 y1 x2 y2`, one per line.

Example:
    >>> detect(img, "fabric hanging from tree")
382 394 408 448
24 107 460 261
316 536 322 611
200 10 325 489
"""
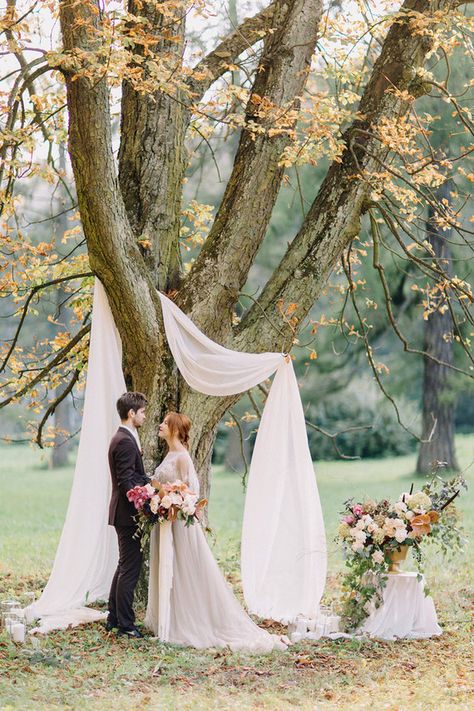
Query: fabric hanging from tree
159 292 327 622
29 281 124 632
29 280 326 631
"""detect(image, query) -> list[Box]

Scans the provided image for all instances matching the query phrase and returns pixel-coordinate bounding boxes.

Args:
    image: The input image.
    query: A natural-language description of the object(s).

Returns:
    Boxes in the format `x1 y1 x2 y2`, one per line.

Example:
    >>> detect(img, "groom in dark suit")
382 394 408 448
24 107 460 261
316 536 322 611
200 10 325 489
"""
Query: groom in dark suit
107 391 148 638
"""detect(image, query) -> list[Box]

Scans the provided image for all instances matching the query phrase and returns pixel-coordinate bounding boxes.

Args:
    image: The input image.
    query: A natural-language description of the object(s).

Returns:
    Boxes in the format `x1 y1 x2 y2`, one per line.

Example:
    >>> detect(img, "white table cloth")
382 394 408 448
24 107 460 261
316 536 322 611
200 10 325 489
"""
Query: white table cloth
287 573 442 643
361 572 442 640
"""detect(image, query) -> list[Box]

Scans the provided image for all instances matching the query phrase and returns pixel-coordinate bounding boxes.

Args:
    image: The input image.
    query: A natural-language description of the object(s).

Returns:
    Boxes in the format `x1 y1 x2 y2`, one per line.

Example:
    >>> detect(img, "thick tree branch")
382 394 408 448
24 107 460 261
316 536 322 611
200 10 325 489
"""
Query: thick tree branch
235 0 461 354
181 0 324 338
118 0 187 291
59 0 161 365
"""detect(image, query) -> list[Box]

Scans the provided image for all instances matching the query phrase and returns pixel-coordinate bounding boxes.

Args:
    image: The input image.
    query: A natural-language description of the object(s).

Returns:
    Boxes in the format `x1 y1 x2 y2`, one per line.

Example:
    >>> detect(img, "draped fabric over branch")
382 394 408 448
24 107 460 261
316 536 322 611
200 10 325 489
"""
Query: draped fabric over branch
159 293 327 621
29 281 124 632
28 280 326 632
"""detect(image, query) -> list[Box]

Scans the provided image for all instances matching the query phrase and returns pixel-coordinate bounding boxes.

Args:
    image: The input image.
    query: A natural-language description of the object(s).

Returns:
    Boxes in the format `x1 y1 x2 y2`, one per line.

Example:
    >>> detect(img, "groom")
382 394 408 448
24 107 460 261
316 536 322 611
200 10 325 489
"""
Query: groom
107 391 148 638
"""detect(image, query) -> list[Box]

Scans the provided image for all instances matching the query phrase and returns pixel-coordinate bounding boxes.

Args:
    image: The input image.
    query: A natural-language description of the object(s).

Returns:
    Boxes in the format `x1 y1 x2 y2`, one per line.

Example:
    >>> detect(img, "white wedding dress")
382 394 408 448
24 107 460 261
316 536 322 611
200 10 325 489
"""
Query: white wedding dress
144 450 286 652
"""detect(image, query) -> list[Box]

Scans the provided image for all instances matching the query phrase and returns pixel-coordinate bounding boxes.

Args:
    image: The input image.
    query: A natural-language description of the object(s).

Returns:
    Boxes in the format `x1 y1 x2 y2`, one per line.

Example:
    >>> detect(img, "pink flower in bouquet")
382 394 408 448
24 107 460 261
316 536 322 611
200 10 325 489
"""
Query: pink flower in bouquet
127 485 154 511
343 515 355 525
352 504 364 516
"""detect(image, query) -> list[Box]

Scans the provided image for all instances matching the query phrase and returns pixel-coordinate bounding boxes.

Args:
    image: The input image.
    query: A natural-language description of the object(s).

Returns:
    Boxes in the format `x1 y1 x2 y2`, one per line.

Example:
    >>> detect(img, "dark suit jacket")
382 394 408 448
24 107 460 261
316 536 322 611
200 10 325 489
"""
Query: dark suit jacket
108 427 148 527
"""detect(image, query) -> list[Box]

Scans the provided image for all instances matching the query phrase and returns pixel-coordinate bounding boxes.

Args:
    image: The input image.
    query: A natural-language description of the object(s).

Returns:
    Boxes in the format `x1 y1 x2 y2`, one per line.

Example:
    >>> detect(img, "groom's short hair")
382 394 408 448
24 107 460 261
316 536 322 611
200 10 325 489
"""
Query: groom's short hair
117 392 148 420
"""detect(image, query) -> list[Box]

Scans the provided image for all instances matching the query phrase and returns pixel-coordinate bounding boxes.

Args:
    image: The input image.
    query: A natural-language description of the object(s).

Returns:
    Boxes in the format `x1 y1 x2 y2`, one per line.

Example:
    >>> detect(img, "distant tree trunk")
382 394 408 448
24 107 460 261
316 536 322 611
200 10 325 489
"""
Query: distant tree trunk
224 423 252 473
416 181 459 474
51 144 74 468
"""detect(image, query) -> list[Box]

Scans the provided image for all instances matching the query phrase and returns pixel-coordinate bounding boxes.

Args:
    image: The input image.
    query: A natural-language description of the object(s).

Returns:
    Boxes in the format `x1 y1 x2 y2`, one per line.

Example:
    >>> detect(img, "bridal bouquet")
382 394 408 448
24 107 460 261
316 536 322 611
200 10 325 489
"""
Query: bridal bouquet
337 475 466 631
127 480 207 548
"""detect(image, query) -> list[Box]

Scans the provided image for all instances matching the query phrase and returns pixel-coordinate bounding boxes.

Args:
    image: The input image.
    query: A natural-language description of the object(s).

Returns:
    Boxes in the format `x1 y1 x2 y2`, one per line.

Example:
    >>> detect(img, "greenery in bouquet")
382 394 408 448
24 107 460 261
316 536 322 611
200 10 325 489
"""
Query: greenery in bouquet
337 475 467 632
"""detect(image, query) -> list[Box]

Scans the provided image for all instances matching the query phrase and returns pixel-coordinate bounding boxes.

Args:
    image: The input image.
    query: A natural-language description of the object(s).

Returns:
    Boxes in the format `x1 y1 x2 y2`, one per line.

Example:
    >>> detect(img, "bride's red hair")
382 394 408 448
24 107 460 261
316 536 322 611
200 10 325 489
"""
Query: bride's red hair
166 412 191 448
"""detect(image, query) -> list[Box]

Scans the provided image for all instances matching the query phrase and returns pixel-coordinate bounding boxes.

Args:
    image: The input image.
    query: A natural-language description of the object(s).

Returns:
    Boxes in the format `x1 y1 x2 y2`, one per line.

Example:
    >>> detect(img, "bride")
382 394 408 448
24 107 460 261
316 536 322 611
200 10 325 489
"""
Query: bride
144 411 287 652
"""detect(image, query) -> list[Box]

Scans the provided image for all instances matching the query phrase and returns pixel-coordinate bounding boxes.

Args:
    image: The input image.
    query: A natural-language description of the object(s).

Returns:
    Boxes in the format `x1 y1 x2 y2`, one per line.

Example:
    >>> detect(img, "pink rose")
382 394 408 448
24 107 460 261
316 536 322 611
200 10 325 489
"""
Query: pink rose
352 504 364 516
343 515 355 525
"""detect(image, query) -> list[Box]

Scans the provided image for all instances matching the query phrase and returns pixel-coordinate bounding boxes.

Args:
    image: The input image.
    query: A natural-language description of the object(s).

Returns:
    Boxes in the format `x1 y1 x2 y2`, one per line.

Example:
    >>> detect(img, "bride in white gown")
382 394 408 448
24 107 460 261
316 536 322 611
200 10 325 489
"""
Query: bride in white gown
144 412 287 652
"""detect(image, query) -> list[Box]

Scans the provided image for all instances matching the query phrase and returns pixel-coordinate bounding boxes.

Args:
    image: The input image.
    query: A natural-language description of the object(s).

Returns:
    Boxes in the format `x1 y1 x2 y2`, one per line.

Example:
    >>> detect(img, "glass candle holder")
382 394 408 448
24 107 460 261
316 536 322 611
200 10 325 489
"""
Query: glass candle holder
1 600 21 630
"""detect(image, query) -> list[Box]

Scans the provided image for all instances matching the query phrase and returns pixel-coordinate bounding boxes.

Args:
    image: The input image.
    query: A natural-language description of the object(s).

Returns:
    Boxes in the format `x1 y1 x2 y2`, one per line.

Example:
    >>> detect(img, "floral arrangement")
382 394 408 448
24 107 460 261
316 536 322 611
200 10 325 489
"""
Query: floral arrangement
127 480 207 549
337 475 466 631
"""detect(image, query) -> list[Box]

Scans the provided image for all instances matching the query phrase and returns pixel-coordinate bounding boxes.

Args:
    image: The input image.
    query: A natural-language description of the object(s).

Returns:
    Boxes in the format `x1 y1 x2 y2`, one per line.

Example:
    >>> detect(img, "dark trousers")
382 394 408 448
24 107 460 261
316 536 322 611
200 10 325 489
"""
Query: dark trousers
108 525 143 631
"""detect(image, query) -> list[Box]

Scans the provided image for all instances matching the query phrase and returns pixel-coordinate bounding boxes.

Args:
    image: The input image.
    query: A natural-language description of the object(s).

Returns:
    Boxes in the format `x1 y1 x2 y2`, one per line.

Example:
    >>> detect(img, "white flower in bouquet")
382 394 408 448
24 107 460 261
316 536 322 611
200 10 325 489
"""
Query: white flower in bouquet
352 541 365 553
393 500 407 515
145 483 156 496
395 527 408 543
405 510 414 520
383 517 405 537
355 518 367 530
160 494 173 509
406 491 432 512
353 529 367 543
182 494 198 516
169 492 183 505
372 550 384 564
338 522 352 539
150 495 160 514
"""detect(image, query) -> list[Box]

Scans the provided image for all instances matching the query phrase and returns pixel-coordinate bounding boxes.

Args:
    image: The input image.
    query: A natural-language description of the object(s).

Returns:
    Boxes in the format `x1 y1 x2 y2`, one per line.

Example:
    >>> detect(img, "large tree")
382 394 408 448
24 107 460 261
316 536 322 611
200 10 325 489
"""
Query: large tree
1 0 473 493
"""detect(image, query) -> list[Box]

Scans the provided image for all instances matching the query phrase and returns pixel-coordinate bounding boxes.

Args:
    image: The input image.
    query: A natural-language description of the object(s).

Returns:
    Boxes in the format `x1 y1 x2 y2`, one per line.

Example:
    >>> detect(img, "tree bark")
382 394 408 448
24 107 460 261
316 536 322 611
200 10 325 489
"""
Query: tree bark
118 0 186 291
181 0 324 339
416 181 459 474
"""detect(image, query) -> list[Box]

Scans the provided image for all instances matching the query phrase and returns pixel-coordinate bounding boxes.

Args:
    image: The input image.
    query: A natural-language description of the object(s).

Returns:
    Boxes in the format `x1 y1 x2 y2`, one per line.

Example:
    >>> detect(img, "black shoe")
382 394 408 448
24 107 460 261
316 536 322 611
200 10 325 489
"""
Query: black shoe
105 619 117 632
118 627 143 639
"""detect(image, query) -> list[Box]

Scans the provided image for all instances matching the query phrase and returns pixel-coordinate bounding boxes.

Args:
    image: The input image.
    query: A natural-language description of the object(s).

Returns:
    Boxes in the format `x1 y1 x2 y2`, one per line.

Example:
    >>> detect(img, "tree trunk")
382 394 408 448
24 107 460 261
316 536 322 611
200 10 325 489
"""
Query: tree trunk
416 181 459 474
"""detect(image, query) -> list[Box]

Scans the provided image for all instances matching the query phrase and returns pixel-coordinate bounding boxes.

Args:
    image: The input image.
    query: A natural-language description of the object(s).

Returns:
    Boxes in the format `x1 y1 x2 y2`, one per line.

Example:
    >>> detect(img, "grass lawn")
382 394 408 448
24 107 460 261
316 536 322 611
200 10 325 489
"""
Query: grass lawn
0 435 473 710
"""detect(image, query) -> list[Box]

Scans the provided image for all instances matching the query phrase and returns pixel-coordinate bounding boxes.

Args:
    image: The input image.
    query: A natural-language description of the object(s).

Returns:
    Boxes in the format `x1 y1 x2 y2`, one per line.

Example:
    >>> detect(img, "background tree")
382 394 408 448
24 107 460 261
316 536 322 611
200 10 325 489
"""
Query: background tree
416 179 460 473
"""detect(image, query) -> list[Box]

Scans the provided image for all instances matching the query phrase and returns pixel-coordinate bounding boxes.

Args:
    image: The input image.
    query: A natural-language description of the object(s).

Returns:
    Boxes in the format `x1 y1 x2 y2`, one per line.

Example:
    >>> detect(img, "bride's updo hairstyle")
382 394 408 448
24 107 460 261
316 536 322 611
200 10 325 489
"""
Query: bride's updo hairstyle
166 412 191 448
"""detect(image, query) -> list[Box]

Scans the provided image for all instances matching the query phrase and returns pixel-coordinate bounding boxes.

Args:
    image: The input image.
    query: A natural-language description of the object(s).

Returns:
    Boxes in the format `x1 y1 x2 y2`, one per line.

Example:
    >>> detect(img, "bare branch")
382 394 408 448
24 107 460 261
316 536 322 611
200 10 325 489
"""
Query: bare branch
0 272 93 374
36 368 80 449
0 324 90 409
305 419 374 460
369 211 473 378
228 410 250 490
187 1 278 102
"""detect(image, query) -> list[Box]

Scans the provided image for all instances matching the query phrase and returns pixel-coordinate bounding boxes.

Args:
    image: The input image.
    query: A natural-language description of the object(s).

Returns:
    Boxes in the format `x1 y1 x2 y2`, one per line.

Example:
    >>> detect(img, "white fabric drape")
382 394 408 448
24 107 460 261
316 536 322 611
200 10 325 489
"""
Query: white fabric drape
361 573 442 640
28 280 326 632
29 281 124 633
159 293 327 622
